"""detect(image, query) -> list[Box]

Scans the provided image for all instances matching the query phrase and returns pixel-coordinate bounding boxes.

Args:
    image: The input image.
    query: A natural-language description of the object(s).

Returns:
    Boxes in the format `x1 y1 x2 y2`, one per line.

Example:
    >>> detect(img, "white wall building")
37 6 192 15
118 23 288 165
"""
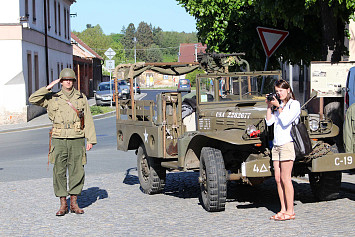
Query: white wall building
0 0 75 125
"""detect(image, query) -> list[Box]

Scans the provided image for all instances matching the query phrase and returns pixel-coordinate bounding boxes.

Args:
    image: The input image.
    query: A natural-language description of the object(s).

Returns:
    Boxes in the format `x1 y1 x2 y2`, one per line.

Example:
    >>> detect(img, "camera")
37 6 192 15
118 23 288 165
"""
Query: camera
267 93 280 103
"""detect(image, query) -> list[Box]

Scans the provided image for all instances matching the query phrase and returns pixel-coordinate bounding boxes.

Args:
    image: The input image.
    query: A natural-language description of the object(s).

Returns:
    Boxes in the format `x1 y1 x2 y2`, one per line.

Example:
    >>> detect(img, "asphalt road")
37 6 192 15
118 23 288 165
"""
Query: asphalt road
0 115 136 182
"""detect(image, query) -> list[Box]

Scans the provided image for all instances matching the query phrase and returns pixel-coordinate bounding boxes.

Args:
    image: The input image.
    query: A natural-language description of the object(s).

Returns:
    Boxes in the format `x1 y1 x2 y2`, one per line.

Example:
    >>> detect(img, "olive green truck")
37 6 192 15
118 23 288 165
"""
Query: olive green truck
115 69 355 212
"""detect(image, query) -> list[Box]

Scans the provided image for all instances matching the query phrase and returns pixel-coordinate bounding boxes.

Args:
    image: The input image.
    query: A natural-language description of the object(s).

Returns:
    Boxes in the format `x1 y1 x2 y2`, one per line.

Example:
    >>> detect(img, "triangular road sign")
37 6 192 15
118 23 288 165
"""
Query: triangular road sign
257 27 289 57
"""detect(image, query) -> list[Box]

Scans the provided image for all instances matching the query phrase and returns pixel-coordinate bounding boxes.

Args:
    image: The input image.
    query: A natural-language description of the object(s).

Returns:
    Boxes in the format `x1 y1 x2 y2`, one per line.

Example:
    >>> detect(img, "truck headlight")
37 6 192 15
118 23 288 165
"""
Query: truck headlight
309 119 319 132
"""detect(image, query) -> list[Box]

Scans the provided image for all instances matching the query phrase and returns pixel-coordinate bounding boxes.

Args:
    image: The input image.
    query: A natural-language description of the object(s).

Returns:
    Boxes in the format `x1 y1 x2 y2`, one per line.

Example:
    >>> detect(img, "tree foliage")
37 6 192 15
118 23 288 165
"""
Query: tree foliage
136 22 154 47
74 24 112 57
177 0 355 70
73 22 198 65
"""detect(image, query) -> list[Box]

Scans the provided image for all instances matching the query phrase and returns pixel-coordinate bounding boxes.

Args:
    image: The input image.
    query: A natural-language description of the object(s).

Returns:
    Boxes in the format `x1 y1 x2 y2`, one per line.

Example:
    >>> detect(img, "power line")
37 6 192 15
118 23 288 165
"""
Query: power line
90 45 206 52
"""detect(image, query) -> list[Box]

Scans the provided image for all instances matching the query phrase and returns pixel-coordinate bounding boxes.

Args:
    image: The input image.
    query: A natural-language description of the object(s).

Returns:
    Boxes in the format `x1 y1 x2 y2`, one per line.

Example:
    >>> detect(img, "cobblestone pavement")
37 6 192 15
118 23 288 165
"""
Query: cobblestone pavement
0 169 354 236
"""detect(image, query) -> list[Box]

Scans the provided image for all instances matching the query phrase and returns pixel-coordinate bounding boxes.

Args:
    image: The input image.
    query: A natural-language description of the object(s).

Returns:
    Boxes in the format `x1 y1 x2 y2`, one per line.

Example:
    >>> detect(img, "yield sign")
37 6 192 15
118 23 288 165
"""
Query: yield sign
257 27 289 57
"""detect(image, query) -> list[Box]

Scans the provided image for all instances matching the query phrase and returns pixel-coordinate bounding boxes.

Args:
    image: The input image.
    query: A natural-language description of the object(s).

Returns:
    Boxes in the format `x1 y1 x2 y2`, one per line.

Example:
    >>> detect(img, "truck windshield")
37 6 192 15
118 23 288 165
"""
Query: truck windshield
197 73 280 103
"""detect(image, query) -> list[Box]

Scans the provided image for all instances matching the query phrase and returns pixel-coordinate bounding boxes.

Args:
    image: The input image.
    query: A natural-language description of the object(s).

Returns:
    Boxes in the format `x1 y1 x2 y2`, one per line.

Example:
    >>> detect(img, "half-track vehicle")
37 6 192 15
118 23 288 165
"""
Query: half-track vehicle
114 61 355 212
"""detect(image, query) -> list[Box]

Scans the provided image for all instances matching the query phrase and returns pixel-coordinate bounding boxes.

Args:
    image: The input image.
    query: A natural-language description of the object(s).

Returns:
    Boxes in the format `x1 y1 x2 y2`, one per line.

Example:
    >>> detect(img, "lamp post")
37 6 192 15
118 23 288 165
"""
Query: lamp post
133 37 137 95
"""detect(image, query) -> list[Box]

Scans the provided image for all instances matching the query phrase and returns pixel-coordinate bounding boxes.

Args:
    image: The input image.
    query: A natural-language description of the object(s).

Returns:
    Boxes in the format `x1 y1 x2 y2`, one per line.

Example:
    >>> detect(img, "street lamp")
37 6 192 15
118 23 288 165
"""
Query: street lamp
133 37 137 95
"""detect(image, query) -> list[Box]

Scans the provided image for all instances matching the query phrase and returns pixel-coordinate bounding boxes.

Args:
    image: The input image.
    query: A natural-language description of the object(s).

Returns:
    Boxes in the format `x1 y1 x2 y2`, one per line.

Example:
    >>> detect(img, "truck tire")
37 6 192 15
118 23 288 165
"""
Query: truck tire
309 171 342 201
137 144 166 194
199 147 227 212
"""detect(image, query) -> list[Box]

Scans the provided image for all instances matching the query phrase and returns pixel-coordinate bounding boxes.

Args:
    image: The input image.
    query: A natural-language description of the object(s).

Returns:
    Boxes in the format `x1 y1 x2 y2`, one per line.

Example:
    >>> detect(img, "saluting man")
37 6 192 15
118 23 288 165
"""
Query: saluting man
29 68 97 216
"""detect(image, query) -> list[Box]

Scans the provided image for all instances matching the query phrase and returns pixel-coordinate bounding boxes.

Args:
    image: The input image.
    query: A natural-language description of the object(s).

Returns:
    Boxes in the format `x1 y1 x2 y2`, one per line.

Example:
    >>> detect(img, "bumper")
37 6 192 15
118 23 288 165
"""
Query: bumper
241 158 272 177
96 99 115 106
311 153 355 172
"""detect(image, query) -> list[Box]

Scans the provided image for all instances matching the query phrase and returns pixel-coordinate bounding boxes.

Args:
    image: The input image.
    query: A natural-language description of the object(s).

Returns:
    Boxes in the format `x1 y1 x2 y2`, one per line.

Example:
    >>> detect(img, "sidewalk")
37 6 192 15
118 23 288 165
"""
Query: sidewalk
0 98 112 133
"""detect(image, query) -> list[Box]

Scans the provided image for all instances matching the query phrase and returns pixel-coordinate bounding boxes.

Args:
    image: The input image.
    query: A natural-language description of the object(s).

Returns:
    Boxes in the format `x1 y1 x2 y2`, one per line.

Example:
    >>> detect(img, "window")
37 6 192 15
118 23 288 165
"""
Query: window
32 0 36 22
34 54 39 90
54 0 57 33
58 3 61 36
67 9 70 39
64 8 67 38
27 53 32 96
57 63 60 79
51 69 54 83
47 0 51 29
25 0 29 18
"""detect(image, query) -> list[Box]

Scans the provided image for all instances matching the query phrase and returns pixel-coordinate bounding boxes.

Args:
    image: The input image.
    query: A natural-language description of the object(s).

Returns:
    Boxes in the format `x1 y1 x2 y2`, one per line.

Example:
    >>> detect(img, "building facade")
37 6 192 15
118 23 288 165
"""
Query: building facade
0 0 75 125
71 33 103 97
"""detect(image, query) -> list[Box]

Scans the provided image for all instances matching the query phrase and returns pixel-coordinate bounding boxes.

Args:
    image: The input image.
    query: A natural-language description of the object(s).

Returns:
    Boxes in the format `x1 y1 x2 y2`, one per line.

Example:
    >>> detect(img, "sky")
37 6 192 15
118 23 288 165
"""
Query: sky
70 0 197 35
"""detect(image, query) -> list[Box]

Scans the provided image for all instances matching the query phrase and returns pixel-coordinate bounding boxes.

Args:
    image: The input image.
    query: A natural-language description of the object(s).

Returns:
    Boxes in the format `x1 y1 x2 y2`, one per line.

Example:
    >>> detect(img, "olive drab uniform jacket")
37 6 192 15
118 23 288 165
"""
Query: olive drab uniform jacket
29 87 97 163
344 103 355 153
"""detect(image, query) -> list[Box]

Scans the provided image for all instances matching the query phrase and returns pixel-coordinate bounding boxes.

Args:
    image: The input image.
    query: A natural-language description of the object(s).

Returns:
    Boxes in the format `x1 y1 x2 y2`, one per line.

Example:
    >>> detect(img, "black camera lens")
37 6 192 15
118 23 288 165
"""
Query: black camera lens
267 93 276 101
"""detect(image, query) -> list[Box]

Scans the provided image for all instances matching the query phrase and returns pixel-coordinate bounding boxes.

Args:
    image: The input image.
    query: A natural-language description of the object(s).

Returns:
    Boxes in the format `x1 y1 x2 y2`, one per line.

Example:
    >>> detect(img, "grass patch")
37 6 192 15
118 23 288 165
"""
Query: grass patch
90 105 115 115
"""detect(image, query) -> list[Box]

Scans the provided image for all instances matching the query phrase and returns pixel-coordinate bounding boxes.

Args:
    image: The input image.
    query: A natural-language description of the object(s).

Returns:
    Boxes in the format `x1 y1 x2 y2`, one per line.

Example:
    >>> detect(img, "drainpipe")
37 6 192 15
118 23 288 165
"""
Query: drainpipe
44 0 49 84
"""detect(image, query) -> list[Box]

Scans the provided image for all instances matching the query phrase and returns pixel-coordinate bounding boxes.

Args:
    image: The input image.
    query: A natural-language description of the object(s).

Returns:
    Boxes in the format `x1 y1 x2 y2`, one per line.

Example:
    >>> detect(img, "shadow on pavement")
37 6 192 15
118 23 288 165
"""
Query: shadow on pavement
164 172 200 199
74 187 108 208
122 169 355 211
123 167 139 185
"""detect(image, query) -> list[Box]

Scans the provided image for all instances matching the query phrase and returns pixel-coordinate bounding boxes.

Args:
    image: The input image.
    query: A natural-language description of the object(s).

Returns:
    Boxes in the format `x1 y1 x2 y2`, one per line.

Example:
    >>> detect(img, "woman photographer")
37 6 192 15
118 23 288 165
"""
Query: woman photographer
265 79 300 221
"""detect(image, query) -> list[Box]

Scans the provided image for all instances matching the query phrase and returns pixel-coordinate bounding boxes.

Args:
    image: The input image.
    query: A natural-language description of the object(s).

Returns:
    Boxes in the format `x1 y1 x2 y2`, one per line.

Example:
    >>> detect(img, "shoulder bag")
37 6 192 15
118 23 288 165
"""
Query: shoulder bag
290 116 312 157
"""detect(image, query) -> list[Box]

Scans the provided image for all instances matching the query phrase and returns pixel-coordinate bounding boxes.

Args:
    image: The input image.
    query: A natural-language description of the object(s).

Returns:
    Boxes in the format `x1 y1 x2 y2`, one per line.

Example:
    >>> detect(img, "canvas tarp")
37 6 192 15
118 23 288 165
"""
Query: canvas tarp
114 62 200 80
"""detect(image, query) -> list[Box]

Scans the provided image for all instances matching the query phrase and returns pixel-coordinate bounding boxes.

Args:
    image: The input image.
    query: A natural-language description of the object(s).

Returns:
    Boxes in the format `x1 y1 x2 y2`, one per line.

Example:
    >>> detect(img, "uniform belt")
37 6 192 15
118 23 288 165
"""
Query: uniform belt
53 123 75 129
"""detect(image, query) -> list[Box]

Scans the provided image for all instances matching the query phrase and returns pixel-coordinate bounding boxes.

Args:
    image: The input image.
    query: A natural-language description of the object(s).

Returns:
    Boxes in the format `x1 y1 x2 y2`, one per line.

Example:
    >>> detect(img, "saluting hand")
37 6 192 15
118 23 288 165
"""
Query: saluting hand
46 78 61 90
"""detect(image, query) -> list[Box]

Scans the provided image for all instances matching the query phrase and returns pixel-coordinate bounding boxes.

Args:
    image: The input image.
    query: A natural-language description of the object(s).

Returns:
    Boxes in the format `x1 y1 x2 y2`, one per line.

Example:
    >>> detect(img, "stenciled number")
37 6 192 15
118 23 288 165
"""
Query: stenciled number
334 156 353 166
253 164 268 173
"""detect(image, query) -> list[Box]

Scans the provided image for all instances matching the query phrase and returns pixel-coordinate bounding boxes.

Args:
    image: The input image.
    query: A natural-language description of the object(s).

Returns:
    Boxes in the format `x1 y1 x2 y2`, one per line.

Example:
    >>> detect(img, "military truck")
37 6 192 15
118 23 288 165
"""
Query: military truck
114 61 355 212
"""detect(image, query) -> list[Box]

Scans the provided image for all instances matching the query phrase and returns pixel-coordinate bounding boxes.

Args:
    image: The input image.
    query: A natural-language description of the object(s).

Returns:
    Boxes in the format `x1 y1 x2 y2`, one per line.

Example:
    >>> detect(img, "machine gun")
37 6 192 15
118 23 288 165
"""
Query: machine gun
197 52 250 73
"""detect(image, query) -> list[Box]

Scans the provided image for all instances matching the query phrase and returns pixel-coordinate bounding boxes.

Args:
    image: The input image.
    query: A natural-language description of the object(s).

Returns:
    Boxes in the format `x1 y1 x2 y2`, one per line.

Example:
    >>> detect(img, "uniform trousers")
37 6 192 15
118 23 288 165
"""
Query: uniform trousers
52 138 85 197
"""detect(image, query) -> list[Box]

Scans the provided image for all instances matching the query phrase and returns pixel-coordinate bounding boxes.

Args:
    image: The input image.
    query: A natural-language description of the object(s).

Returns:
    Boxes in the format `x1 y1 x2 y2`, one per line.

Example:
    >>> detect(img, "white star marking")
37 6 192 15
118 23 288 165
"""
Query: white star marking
144 129 148 143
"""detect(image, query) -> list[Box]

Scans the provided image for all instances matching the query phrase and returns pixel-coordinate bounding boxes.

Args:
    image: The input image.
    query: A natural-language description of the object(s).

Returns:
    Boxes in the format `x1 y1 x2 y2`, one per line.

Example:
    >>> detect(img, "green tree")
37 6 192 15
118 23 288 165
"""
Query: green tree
146 44 164 62
136 21 154 47
122 23 136 60
185 68 205 86
75 24 112 58
177 0 355 69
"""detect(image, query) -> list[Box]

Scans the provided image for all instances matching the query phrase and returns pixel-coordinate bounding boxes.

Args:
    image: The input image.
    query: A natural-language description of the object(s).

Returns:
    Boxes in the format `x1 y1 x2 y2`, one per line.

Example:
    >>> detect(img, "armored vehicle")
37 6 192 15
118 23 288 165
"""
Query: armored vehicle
114 62 355 212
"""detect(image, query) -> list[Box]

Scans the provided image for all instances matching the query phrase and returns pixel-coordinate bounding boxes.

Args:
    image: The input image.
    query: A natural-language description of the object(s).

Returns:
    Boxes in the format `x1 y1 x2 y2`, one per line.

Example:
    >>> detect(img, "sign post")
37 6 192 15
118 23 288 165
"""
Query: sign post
257 27 289 94
105 48 116 106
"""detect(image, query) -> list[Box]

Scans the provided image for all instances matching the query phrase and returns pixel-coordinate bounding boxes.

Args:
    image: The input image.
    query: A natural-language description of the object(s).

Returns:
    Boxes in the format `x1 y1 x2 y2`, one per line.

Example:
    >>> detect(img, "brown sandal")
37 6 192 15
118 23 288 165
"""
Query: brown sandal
275 213 295 221
270 212 284 220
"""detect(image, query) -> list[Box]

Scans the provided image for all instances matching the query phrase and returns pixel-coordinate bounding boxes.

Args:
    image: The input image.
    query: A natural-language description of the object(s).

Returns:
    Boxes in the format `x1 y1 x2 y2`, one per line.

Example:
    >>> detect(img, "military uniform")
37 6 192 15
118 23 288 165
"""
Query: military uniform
29 68 96 215
344 103 355 153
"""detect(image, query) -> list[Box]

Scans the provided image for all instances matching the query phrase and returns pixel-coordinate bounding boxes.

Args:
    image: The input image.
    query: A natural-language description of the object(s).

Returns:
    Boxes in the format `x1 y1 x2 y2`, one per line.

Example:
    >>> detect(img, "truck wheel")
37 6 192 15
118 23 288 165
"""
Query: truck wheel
199 147 227 212
137 145 166 194
309 171 342 201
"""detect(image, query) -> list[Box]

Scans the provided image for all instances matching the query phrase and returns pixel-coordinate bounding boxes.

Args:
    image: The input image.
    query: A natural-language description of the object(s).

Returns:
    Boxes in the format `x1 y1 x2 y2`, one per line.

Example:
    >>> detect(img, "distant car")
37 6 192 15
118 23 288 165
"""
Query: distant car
94 81 115 106
95 80 130 106
177 79 191 93
117 79 130 99
133 82 141 94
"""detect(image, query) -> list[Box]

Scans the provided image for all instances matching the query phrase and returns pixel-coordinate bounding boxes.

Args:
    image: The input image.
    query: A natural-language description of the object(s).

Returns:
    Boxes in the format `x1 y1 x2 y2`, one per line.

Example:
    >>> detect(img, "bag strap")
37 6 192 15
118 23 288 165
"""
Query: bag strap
288 100 300 126
67 100 81 118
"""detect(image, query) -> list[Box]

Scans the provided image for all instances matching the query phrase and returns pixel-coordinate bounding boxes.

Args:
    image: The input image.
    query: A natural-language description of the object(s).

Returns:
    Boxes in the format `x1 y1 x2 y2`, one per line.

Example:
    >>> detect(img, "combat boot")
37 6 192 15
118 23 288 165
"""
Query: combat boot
70 195 84 214
56 197 68 216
